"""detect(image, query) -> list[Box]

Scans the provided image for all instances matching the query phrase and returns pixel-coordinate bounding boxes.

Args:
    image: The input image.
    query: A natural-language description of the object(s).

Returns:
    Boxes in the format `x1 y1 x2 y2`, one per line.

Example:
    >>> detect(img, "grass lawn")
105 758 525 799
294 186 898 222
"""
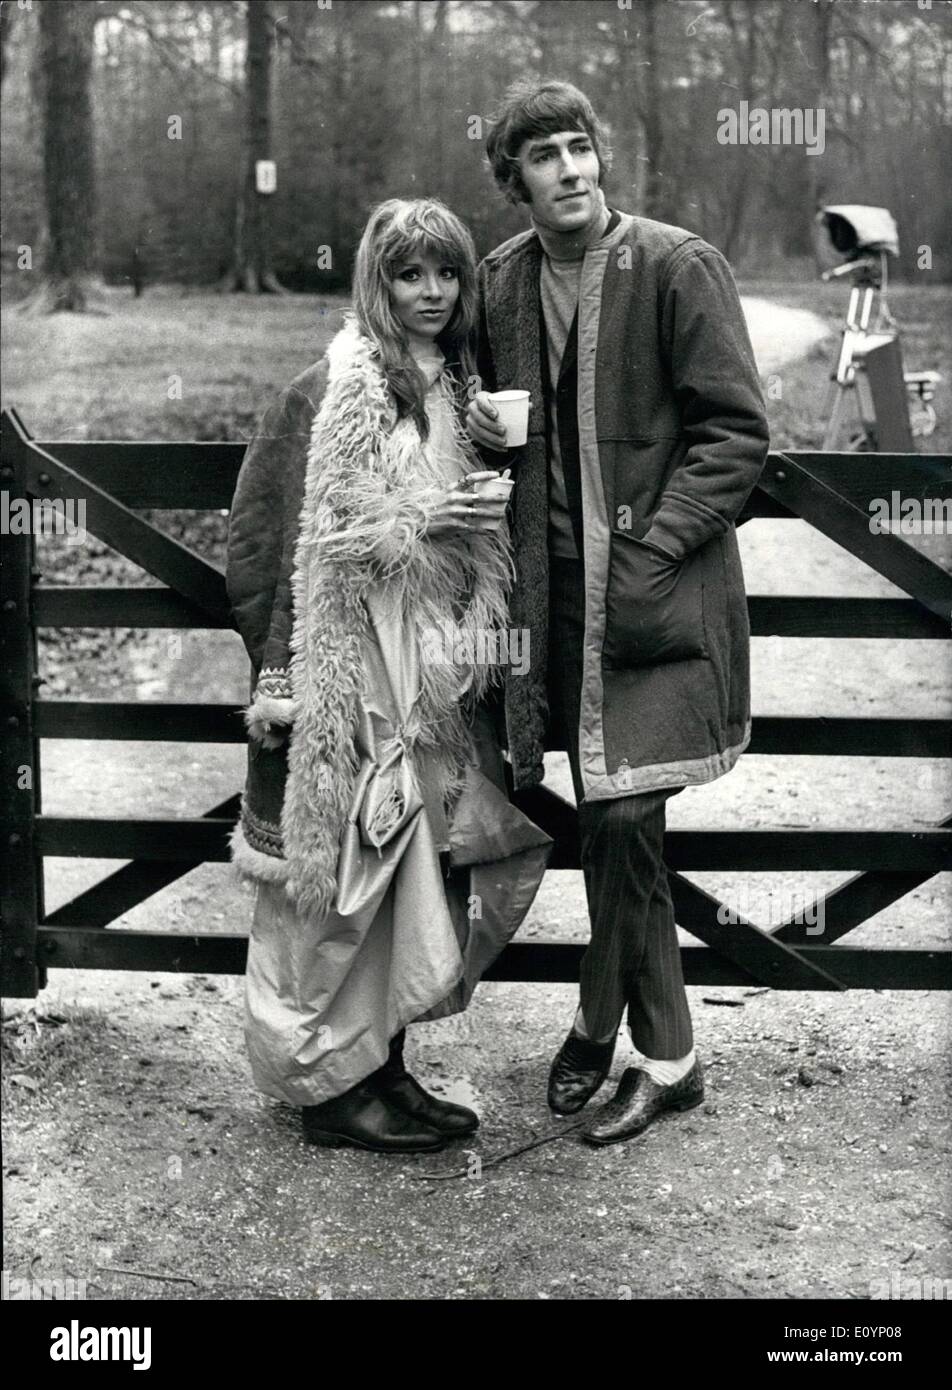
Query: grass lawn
1 289 351 444
3 282 950 453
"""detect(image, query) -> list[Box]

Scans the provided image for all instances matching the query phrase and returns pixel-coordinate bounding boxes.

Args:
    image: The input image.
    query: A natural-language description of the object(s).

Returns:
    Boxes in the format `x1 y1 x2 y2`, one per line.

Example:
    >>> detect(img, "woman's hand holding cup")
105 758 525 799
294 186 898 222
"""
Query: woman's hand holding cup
425 471 512 539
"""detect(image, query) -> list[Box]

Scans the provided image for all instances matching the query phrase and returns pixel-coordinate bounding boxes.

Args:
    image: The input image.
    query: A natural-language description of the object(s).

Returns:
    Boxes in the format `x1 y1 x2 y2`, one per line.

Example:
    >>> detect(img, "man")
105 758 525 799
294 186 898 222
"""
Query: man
467 80 769 1146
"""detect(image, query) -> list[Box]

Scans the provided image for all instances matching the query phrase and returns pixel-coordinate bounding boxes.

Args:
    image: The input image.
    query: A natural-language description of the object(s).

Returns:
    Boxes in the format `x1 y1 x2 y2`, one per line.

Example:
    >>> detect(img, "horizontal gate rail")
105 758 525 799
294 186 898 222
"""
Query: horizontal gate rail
36 816 236 862
29 701 952 757
31 587 950 639
20 433 949 525
34 437 922 522
43 794 241 930
746 596 948 639
32 440 246 510
31 929 952 990
33 816 952 872
35 700 248 742
34 587 233 629
482 942 952 991
37 927 251 977
744 716 950 758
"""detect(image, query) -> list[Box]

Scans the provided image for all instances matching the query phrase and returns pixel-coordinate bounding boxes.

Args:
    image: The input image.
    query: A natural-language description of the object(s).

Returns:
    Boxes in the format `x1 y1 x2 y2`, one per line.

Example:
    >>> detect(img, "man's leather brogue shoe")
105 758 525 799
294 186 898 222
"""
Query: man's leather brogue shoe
582 1059 705 1145
547 1031 616 1115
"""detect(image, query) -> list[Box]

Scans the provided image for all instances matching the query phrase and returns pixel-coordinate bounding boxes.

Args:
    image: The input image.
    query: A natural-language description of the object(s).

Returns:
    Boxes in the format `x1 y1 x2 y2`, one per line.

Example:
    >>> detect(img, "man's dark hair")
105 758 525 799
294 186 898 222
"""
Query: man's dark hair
485 79 613 206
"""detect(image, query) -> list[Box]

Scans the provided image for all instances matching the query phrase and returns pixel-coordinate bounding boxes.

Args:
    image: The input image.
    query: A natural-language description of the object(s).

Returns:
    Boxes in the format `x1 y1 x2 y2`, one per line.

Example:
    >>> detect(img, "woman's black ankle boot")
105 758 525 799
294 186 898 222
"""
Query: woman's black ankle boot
381 1028 408 1077
369 1028 479 1137
301 1072 445 1153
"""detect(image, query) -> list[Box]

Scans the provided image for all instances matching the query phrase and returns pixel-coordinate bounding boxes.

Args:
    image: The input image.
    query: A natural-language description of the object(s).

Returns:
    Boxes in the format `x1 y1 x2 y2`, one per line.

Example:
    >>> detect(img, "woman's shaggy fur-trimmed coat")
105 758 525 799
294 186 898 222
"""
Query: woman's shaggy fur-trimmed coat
226 317 515 919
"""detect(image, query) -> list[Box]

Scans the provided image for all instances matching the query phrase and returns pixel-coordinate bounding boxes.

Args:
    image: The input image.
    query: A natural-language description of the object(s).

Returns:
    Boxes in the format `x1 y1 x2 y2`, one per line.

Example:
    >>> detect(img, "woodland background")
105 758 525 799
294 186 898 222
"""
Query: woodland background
2 0 951 309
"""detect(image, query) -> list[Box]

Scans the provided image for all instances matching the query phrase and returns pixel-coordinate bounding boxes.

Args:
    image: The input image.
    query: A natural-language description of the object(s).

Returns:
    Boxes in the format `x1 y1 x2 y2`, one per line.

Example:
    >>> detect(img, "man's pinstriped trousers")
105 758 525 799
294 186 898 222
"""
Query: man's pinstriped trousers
547 555 694 1058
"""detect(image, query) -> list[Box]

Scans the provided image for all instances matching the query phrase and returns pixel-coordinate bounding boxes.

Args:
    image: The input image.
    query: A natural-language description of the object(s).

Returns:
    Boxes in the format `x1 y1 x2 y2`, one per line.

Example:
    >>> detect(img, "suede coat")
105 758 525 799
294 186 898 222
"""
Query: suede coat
476 210 771 800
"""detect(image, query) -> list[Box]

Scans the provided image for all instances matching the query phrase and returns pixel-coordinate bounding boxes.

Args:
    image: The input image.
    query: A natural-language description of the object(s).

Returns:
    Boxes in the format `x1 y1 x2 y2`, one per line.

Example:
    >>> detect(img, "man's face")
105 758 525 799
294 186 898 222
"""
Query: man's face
515 128 601 231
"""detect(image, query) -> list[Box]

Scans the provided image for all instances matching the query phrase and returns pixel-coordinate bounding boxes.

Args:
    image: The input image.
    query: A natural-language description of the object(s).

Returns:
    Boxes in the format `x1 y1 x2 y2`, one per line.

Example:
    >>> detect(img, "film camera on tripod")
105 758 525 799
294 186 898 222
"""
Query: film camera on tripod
815 204 941 451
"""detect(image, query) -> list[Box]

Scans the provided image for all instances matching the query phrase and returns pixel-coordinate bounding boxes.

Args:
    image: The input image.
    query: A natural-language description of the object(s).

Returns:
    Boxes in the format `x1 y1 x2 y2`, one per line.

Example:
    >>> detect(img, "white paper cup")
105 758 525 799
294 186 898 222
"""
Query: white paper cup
486 390 530 447
472 474 515 501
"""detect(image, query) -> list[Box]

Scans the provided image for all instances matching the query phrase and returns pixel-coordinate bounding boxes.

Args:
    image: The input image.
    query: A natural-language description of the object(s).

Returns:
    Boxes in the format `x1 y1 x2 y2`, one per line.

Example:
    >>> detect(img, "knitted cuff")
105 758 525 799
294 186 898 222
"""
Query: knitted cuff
245 667 296 747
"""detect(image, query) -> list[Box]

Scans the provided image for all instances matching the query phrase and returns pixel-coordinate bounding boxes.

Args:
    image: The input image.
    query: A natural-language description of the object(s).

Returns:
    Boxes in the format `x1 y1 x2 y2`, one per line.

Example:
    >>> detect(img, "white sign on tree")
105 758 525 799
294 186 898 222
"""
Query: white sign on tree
255 160 277 195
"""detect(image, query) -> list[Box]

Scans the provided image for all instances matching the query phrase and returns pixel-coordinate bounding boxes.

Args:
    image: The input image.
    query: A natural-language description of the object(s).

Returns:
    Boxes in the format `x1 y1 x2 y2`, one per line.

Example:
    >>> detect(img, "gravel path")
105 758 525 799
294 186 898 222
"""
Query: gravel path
742 297 833 376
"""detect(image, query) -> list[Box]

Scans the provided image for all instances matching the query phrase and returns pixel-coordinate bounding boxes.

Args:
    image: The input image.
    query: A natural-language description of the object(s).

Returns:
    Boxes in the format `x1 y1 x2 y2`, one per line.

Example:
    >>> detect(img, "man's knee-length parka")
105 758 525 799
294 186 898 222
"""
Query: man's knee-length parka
477 211 771 799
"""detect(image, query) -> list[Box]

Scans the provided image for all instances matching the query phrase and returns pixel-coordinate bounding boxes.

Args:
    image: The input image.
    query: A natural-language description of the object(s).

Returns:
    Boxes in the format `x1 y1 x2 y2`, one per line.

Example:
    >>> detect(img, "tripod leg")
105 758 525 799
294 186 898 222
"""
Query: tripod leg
823 386 847 450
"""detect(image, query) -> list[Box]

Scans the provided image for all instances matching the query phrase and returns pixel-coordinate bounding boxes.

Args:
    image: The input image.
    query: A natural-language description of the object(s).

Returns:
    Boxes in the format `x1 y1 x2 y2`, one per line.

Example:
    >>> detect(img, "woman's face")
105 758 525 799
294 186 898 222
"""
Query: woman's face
389 251 460 344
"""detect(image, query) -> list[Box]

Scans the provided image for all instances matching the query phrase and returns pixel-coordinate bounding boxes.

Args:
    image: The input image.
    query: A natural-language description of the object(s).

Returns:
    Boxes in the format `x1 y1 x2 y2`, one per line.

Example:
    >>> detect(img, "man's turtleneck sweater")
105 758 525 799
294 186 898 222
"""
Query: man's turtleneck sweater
530 191 612 561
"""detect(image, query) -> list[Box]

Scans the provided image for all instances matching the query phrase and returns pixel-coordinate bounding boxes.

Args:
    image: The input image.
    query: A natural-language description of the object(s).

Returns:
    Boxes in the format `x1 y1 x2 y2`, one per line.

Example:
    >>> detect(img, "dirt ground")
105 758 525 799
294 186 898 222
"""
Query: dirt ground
3 967 950 1301
2 294 950 1301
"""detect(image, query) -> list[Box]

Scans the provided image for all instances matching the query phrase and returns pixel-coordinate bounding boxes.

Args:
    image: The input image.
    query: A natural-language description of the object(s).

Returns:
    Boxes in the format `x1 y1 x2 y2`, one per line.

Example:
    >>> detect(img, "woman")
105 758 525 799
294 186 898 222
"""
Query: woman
226 199 551 1153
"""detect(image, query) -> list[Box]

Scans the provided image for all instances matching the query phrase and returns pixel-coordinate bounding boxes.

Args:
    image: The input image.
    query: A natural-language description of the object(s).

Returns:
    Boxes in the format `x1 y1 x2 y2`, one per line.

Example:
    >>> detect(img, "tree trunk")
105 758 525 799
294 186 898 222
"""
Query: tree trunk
412 0 424 189
231 0 284 293
782 0 833 258
30 1 99 313
721 0 759 262
1 0 19 88
328 9 345 258
429 0 449 195
642 0 668 221
610 4 641 212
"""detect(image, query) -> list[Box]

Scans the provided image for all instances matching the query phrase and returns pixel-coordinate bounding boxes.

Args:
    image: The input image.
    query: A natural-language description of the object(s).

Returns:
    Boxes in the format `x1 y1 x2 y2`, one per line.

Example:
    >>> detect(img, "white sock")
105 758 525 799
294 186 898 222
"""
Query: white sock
634 1048 696 1086
571 1005 618 1045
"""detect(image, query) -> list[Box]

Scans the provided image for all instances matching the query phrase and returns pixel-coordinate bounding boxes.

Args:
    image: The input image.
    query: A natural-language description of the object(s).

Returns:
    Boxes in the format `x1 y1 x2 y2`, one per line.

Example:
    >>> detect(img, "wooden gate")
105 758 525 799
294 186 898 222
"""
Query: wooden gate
2 407 950 999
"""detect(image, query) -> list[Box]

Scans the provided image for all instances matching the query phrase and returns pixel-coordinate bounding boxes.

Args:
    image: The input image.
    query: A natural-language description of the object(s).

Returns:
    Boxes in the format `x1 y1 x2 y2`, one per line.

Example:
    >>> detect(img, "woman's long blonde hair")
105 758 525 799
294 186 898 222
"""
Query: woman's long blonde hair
351 198 479 440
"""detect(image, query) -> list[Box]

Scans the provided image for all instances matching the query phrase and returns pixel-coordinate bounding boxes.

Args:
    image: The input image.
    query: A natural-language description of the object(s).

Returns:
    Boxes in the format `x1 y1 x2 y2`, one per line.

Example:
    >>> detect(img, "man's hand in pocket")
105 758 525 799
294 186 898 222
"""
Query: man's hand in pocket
602 533 708 669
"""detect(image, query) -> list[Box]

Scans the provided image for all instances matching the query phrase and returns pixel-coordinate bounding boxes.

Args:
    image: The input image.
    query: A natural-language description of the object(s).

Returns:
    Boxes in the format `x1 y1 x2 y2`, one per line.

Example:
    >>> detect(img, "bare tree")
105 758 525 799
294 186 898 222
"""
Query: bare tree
783 0 834 257
28 0 99 312
229 0 283 292
641 0 669 221
3 0 945 292
428 0 449 193
1 0 21 88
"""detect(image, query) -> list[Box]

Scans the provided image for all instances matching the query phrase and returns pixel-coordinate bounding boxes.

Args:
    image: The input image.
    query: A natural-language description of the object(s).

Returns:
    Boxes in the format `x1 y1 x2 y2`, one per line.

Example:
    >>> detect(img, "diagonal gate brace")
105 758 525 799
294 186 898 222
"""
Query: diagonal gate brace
761 451 952 622
668 872 846 990
772 811 952 947
1 410 230 624
43 794 242 929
